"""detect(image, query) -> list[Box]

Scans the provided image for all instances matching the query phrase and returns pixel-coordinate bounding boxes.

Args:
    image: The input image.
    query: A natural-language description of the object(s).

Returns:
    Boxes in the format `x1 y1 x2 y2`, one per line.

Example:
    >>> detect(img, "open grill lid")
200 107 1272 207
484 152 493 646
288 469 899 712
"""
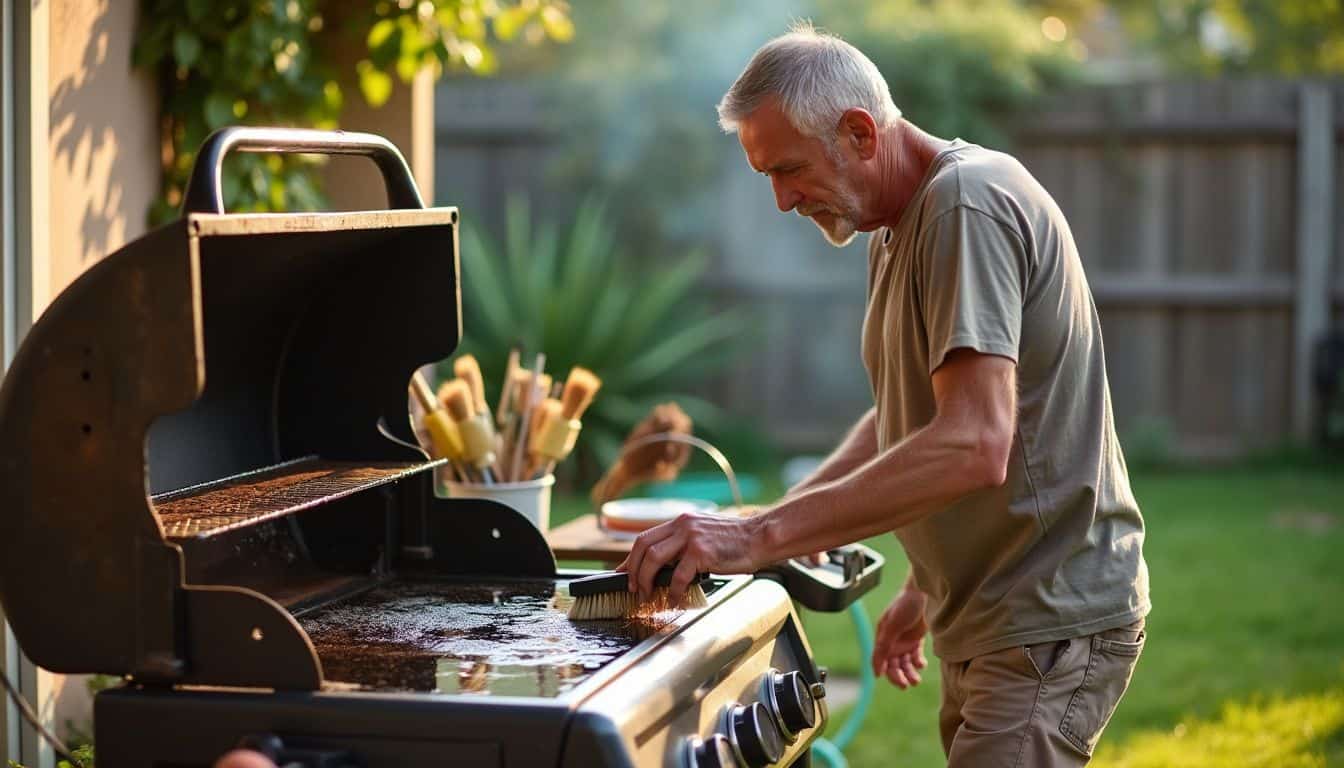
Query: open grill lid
0 128 522 688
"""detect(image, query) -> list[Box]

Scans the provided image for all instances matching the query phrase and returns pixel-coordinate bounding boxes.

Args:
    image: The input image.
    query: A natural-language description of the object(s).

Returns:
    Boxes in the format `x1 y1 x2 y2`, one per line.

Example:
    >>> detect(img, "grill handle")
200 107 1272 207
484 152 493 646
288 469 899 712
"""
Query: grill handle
181 126 425 214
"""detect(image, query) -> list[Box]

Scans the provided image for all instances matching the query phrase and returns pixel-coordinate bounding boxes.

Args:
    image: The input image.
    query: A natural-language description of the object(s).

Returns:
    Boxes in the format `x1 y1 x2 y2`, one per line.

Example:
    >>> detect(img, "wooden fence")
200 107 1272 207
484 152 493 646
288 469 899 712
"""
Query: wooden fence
1013 78 1341 456
435 78 1343 459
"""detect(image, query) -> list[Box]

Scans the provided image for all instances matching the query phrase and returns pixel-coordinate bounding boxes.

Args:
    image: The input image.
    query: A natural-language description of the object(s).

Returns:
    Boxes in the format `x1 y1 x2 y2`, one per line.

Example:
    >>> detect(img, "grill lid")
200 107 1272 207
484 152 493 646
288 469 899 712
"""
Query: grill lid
0 128 479 687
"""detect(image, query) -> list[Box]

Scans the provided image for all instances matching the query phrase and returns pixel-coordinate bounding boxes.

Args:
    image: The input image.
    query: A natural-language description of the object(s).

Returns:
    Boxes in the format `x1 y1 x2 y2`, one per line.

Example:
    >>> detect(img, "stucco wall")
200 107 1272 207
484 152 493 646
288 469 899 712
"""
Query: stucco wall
48 0 159 298
42 0 159 740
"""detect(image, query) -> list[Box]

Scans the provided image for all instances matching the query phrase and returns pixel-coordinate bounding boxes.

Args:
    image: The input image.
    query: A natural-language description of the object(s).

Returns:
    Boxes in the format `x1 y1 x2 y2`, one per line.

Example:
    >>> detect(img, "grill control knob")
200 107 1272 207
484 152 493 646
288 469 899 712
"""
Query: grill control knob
685 734 740 768
768 670 817 737
727 702 783 767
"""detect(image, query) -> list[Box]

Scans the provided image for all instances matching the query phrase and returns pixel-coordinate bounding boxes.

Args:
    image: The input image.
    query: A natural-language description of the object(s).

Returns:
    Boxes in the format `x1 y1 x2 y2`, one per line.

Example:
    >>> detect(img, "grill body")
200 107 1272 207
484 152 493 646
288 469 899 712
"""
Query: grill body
96 578 824 768
0 128 868 767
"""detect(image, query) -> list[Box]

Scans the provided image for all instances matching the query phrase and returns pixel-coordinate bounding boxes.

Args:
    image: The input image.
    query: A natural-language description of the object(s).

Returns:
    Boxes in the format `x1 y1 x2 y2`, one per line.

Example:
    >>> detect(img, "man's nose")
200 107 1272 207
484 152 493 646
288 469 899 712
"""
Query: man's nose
772 178 801 212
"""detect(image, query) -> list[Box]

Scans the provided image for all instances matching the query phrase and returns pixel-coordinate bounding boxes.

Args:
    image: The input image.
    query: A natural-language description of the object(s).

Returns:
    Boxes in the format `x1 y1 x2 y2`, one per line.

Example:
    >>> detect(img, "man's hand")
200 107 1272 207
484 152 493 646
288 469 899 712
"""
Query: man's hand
616 512 768 605
872 587 929 689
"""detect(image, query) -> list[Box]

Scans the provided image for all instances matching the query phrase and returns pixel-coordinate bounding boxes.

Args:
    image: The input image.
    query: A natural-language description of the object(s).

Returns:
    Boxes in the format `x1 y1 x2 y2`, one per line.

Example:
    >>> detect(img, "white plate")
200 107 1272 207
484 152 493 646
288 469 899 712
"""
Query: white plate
599 498 719 540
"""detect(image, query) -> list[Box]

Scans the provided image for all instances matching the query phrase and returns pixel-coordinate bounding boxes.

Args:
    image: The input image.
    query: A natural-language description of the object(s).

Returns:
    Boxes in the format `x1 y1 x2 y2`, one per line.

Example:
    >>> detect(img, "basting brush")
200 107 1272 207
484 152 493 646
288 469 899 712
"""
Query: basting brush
441 379 497 483
566 566 709 621
454 354 490 416
528 367 602 479
409 372 467 479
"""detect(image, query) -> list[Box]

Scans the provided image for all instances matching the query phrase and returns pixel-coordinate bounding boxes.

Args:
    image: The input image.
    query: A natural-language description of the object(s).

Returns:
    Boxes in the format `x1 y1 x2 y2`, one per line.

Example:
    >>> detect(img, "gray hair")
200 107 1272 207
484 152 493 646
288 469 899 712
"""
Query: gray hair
717 22 901 141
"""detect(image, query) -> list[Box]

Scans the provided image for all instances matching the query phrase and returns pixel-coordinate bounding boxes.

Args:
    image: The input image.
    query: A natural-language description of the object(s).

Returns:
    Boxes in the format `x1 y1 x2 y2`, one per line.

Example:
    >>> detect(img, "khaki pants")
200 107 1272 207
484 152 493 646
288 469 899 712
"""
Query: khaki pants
938 620 1145 767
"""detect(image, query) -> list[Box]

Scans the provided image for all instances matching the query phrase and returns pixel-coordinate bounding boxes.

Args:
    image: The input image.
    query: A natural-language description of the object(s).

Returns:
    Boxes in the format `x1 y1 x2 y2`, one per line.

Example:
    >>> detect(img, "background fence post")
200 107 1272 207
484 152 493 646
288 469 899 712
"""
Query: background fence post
1293 83 1335 441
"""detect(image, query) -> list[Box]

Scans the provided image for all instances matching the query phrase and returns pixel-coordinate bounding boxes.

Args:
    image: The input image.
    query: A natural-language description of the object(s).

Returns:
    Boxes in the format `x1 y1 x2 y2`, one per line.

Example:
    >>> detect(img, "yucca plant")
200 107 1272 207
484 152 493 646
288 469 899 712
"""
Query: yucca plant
441 195 746 476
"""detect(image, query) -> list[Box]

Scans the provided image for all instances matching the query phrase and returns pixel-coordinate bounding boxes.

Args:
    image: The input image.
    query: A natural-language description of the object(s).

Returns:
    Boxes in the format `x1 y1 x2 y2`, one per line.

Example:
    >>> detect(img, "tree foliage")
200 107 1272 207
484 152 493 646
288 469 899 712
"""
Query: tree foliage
1107 0 1344 75
820 0 1081 147
527 0 1079 257
134 0 571 225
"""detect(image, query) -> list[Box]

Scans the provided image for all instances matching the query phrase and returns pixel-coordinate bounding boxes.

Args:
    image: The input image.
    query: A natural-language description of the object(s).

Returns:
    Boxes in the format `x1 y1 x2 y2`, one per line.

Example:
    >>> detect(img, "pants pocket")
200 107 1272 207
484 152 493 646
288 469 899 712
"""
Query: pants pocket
1059 629 1145 756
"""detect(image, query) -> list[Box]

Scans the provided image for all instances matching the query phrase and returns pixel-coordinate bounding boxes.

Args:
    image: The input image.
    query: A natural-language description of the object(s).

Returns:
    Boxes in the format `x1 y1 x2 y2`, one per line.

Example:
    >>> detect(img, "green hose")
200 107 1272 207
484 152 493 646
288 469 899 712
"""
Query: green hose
811 601 876 768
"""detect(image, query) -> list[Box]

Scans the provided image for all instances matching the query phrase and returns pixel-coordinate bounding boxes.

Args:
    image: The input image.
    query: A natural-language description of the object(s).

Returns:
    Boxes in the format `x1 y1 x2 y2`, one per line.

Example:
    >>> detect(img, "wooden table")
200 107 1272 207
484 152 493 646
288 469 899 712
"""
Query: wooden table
544 513 631 564
545 507 761 564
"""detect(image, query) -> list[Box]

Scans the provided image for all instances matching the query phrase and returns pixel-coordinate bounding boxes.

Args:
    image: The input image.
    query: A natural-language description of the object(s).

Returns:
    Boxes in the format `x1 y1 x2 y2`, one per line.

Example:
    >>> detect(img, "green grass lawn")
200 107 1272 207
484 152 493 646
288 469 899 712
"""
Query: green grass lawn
554 462 1344 767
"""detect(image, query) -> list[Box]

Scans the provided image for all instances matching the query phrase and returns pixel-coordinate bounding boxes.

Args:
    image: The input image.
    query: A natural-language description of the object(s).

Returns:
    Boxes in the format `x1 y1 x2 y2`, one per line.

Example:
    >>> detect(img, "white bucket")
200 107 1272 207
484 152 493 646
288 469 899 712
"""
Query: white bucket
442 474 555 532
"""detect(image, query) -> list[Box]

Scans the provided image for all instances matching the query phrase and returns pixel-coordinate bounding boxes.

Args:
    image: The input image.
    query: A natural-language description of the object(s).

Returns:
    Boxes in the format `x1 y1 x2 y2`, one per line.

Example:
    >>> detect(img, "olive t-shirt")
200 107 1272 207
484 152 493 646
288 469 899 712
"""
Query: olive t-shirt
862 140 1150 662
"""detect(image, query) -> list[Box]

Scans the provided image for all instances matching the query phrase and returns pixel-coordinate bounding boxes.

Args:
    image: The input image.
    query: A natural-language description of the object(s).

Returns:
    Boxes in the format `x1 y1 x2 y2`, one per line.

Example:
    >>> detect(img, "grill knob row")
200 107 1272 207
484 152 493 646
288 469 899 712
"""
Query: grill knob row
685 670 823 767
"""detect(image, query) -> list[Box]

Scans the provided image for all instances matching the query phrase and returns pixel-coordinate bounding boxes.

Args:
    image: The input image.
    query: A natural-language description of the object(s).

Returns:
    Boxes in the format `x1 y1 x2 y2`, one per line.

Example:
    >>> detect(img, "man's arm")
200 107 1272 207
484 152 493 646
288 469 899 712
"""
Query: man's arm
752 349 1016 563
621 348 1017 601
785 408 878 497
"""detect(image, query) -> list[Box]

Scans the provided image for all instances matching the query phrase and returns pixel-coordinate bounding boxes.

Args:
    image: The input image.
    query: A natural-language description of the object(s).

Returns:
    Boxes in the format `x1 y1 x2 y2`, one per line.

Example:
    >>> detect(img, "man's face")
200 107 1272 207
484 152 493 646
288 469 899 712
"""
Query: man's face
737 99 865 247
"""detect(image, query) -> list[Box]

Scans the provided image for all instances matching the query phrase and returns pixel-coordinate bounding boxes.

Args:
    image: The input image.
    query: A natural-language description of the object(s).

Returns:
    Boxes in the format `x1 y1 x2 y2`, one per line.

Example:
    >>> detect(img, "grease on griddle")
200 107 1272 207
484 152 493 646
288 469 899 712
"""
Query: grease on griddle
302 580 673 697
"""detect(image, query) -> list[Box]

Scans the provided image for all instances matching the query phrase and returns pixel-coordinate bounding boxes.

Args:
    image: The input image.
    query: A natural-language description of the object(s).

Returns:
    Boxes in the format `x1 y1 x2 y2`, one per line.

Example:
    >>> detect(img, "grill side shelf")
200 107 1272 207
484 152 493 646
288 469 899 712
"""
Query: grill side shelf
153 457 442 540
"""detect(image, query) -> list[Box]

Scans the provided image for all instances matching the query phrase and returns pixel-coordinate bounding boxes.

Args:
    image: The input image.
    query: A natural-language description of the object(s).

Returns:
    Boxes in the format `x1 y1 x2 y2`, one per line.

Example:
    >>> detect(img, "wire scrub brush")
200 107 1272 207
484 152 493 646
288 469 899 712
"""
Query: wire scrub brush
567 566 708 621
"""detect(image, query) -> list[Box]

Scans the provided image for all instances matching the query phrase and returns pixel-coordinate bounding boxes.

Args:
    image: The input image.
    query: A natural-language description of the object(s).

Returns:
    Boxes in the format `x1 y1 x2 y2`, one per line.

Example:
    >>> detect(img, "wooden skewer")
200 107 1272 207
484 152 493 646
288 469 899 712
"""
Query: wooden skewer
495 347 520 429
509 354 546 482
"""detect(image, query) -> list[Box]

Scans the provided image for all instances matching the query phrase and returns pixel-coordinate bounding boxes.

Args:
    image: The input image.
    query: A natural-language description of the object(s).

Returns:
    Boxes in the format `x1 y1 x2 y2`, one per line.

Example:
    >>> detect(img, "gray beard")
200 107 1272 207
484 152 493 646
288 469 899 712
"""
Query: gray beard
815 214 858 247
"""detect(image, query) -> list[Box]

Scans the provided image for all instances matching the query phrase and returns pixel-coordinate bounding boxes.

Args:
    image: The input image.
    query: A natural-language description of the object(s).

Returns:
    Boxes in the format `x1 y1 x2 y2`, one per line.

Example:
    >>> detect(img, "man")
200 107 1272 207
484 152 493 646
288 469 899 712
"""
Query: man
618 23 1150 766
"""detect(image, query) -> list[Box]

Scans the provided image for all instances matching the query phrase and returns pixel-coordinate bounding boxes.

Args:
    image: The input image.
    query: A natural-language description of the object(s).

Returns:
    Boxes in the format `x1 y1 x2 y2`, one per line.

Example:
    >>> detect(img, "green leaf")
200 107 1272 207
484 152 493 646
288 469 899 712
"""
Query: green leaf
539 6 575 43
186 0 210 23
614 311 747 390
173 30 202 68
556 198 614 312
460 225 523 347
493 7 532 41
322 80 343 111
503 196 539 330
572 277 631 363
367 18 403 68
356 60 393 107
204 92 235 128
395 52 420 83
613 250 709 360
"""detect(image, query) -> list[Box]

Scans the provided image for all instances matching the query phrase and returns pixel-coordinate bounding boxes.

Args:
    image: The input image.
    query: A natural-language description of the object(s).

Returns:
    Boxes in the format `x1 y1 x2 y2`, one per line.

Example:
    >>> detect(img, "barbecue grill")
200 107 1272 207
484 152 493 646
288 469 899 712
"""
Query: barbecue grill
0 127 882 768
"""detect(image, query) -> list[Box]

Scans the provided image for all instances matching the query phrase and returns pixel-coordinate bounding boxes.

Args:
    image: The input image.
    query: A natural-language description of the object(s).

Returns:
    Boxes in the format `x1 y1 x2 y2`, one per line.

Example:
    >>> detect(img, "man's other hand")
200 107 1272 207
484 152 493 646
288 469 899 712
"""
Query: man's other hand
873 587 929 689
213 750 277 768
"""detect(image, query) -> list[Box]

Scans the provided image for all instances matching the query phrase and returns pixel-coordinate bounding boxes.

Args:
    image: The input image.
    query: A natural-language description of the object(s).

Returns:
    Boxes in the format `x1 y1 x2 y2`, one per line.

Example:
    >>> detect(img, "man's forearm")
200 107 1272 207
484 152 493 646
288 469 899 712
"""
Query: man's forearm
752 415 1005 564
786 408 878 496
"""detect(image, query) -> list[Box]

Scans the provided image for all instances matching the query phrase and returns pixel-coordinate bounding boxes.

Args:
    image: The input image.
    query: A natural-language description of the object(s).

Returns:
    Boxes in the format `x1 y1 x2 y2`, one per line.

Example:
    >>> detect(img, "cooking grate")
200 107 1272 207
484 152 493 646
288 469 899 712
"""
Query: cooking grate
154 457 436 540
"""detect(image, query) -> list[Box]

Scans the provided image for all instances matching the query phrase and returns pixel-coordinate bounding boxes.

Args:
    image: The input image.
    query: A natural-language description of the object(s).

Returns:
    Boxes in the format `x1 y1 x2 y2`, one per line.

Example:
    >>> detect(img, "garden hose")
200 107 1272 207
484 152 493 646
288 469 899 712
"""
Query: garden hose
812 600 877 768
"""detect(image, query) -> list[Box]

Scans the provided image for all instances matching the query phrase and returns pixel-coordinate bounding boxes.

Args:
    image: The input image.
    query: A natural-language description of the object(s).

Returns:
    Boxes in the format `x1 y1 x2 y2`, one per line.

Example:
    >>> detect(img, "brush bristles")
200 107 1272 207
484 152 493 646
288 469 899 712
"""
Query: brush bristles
561 367 601 420
567 583 708 621
453 355 488 414
440 379 473 422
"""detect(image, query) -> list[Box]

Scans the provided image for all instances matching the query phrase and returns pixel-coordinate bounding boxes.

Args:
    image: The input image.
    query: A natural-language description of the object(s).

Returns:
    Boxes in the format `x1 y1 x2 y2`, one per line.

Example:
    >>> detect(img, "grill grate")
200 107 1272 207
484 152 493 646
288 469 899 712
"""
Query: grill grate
153 457 436 539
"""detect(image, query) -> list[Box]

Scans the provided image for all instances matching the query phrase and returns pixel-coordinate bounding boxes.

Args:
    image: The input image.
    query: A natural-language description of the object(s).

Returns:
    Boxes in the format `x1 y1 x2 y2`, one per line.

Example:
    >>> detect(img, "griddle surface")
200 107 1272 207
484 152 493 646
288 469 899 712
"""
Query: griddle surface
301 579 676 697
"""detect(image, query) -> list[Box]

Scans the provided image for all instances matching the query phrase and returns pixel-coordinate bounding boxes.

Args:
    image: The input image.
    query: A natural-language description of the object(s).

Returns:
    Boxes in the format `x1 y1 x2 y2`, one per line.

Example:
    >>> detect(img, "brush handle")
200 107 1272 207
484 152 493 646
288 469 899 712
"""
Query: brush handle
567 565 708 597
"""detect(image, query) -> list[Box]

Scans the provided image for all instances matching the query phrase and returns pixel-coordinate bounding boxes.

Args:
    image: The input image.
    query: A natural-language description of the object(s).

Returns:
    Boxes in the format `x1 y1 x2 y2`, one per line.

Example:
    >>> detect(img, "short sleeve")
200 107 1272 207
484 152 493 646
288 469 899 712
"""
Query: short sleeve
917 205 1029 373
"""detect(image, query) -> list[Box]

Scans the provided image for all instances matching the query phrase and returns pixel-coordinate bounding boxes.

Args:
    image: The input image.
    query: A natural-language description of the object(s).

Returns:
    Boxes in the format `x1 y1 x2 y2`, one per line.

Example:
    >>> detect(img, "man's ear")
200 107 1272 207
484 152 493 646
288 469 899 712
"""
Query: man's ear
839 108 879 160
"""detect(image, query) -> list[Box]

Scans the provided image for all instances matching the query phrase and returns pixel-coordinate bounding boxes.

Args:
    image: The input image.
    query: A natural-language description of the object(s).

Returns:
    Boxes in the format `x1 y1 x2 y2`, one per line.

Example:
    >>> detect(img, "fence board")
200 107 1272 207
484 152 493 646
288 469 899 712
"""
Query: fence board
1014 78 1340 455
